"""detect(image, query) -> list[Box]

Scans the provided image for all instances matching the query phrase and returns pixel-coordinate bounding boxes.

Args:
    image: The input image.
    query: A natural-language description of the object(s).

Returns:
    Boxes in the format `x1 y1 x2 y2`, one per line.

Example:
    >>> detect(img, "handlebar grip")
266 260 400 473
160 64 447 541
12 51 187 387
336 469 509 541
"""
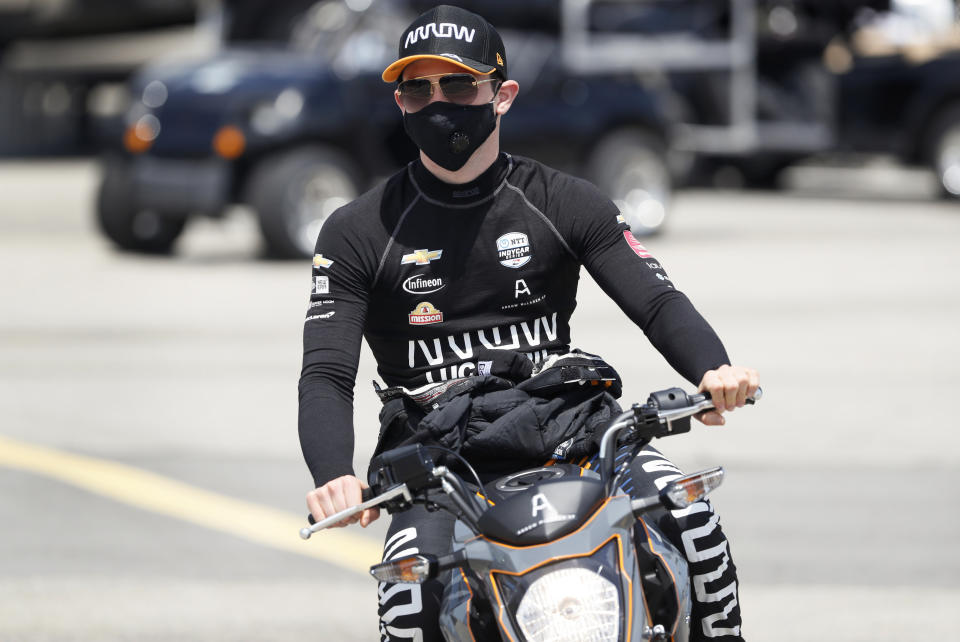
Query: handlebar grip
306 486 376 525
689 391 711 405
695 386 763 407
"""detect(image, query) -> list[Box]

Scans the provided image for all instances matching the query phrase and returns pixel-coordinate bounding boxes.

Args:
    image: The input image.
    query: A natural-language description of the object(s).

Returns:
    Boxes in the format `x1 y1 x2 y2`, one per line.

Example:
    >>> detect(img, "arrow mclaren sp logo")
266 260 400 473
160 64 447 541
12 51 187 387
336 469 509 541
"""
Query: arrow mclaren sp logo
403 274 446 295
409 301 444 325
496 232 531 268
401 248 443 266
516 492 576 536
404 23 475 49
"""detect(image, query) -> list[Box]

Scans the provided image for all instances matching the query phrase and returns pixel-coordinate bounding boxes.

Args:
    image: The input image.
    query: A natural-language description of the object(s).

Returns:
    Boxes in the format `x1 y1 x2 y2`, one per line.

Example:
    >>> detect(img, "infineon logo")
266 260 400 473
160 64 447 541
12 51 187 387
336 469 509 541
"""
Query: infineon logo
403 274 446 295
409 302 443 325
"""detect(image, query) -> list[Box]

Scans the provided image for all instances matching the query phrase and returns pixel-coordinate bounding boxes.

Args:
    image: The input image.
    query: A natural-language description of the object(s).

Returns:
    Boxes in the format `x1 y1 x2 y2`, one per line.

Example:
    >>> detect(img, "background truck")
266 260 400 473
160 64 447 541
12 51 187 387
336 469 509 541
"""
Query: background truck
95 0 676 257
92 0 960 257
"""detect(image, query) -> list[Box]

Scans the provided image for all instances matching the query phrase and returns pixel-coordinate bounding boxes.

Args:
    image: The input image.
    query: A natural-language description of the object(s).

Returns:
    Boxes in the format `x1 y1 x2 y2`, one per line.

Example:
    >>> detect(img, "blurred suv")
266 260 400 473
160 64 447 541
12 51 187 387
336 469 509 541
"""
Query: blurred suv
97 1 675 257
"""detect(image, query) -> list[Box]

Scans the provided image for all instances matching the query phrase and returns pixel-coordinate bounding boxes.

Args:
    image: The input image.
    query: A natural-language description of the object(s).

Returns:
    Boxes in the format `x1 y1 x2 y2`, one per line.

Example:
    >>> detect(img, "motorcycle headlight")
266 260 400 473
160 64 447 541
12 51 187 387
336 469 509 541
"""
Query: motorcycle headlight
495 538 623 642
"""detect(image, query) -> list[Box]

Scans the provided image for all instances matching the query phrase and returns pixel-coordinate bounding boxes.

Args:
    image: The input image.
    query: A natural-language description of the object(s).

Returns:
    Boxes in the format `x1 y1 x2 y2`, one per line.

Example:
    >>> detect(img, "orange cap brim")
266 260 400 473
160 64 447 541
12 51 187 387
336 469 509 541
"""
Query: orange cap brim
382 55 496 82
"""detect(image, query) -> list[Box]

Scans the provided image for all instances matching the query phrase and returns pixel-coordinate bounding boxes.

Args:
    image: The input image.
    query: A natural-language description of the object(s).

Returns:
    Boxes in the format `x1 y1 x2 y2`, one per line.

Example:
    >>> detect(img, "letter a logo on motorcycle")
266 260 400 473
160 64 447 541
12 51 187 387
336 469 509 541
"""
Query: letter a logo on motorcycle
531 493 558 519
409 301 443 325
496 232 532 268
401 248 443 266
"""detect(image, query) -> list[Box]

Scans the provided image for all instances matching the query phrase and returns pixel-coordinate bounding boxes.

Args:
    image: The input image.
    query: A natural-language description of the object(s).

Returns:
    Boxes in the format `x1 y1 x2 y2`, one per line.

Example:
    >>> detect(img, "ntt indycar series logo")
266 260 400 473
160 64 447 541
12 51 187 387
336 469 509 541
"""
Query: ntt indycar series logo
496 232 531 268
409 302 443 325
403 274 446 295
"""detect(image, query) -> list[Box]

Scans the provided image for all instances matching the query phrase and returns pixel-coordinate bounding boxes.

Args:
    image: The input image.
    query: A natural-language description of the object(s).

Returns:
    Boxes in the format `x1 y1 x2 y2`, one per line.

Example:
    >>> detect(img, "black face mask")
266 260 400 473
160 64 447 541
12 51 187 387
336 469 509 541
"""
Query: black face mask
403 100 497 171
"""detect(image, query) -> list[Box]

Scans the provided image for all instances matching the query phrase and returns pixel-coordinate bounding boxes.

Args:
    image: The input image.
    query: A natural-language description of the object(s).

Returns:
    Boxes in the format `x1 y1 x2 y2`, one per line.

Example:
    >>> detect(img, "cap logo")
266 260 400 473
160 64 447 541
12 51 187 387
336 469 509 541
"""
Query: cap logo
496 52 504 65
405 23 475 49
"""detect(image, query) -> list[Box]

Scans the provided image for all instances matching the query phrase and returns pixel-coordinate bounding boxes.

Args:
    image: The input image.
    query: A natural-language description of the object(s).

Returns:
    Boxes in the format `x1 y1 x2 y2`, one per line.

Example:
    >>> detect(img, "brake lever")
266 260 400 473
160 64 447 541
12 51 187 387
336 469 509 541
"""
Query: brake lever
300 484 412 540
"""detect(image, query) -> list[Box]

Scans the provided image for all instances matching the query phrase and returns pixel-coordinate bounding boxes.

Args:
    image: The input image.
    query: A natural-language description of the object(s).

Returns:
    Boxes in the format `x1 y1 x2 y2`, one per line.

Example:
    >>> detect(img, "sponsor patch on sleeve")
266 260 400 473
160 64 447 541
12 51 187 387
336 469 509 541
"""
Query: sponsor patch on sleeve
623 230 652 258
313 276 329 295
305 311 335 323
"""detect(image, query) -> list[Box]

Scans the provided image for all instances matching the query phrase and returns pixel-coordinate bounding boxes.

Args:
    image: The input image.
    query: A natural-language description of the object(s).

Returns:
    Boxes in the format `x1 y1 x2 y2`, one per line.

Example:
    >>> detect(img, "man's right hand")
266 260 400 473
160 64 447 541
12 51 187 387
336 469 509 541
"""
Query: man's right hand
306 475 381 528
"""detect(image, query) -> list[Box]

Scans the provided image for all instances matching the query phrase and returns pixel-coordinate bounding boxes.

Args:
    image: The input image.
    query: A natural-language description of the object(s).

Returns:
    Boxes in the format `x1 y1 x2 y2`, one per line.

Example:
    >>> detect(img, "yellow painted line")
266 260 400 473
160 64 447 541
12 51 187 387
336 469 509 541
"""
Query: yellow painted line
0 434 382 574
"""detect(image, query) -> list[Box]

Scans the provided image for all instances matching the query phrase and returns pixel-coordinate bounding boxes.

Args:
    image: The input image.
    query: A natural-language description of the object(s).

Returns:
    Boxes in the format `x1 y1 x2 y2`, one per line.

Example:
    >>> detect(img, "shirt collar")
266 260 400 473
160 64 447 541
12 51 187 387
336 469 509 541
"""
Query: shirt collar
409 153 511 206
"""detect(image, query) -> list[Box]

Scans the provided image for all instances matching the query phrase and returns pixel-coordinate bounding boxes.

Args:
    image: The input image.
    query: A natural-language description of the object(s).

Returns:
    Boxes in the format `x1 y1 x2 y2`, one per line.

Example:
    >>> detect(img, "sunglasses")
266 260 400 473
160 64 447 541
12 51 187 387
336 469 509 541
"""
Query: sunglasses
397 73 500 112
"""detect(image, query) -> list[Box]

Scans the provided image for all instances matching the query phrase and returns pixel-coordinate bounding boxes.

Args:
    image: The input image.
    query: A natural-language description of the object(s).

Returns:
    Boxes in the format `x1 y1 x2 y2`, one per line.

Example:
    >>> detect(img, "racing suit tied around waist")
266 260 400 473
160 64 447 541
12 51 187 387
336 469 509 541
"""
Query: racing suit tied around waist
371 350 623 473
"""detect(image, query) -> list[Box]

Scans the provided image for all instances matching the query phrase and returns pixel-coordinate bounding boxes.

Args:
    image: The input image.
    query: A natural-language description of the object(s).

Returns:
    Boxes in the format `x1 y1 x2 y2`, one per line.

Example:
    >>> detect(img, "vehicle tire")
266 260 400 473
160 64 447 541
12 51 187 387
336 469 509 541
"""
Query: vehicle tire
246 145 362 259
927 104 960 199
96 160 187 254
586 128 672 236
733 154 798 189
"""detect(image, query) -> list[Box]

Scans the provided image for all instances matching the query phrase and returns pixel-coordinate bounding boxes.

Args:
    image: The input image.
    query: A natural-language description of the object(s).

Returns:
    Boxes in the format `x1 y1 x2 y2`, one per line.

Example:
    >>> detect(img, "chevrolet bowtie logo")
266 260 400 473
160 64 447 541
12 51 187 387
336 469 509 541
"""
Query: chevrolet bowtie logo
401 249 443 265
313 254 334 268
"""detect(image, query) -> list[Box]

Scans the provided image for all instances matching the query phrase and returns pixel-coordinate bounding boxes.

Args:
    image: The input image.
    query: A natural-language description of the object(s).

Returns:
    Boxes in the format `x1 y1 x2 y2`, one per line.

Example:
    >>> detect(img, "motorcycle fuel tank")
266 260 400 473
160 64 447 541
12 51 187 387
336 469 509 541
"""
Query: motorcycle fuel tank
477 473 607 546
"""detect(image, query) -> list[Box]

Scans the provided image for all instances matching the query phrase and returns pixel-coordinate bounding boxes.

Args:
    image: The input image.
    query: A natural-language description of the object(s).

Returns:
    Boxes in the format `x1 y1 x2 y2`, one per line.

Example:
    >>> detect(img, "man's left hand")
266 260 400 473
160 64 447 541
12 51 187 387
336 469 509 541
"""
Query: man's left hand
696 365 760 426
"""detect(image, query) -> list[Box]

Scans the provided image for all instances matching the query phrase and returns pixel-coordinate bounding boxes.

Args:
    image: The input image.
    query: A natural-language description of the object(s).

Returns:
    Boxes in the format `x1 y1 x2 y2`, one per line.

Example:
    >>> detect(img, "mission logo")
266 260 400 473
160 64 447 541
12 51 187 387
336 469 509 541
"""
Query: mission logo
409 301 443 325
496 232 531 268
403 274 446 295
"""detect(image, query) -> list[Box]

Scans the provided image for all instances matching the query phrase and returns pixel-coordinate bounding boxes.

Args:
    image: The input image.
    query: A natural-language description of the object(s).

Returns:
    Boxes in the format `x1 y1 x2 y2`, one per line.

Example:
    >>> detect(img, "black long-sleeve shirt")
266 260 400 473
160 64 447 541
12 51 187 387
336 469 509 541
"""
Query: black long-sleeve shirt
299 153 729 487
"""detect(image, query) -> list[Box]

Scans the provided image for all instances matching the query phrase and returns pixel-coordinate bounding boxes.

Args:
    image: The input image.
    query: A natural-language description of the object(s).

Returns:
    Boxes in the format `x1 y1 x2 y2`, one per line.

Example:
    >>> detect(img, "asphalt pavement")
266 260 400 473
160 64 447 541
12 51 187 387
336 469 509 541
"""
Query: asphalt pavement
1 159 958 641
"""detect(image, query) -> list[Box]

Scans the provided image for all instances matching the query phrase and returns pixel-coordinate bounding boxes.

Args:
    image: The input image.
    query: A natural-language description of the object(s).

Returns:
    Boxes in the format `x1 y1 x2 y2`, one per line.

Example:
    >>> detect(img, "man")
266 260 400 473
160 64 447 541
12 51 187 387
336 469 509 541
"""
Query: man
300 5 759 641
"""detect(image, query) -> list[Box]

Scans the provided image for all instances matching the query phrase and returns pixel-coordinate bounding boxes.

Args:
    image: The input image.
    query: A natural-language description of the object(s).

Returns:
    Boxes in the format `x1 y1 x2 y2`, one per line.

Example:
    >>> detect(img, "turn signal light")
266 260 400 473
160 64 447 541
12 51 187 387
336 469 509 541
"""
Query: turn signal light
661 467 725 509
124 127 151 153
123 124 153 153
369 554 435 584
212 125 245 159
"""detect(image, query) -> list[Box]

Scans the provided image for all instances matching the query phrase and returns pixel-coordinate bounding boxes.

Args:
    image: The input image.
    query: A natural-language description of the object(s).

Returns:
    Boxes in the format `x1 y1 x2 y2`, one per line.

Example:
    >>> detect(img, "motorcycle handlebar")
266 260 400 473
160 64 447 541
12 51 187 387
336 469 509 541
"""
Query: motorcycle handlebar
301 484 412 539
301 387 762 538
600 387 761 492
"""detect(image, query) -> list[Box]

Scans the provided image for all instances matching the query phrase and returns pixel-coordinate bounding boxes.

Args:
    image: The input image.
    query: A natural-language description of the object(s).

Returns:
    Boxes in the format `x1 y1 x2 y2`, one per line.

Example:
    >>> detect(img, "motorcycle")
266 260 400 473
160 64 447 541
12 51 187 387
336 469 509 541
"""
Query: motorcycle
301 386 760 642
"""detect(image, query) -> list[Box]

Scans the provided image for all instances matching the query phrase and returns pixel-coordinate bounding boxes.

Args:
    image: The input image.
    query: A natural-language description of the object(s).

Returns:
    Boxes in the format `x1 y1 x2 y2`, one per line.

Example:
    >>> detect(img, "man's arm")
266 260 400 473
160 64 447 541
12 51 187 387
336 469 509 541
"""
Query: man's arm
554 175 758 414
298 308 365 487
298 207 384 527
565 187 729 383
297 209 371 488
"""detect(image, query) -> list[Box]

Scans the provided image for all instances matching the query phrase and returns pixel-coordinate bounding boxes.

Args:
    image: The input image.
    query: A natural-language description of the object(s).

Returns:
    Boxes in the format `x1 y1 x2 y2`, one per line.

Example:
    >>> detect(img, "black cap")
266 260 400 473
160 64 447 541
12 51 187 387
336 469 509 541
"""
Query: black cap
382 4 507 82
